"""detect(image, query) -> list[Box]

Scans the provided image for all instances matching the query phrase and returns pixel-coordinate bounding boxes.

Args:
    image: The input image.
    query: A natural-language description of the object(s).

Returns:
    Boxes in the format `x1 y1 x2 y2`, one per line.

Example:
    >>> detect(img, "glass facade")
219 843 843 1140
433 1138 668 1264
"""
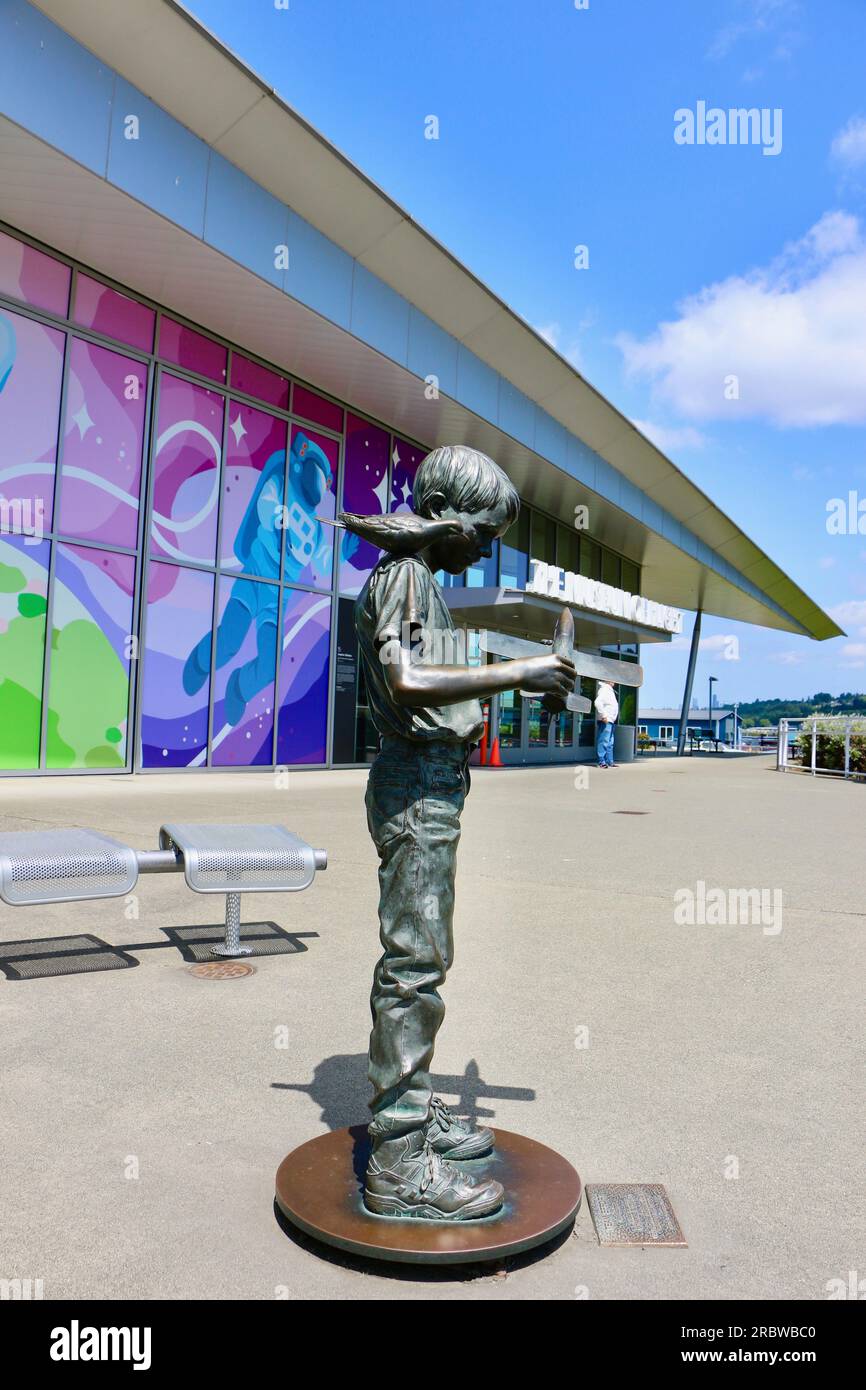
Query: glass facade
0 223 642 773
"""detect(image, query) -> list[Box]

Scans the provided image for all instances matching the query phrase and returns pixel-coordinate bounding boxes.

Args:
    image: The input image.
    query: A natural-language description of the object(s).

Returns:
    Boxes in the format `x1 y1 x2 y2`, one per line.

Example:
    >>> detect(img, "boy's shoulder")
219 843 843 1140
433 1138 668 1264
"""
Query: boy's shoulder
363 553 437 608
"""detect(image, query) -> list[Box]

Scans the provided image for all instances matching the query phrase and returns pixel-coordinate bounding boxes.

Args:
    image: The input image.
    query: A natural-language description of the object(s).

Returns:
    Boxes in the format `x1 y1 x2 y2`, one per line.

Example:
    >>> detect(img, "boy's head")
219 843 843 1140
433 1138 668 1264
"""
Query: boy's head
413 445 519 575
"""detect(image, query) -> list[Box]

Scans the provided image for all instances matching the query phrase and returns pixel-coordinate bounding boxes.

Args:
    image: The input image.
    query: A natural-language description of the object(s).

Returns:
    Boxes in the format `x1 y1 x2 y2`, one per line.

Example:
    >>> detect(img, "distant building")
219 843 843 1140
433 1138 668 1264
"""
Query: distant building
639 709 735 746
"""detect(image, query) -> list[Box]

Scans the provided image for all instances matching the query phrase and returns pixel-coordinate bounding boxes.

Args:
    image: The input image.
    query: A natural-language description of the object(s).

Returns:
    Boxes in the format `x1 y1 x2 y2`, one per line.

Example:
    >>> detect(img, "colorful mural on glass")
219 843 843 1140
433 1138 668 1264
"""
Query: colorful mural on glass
285 423 338 590
151 373 223 565
231 352 289 411
141 561 213 767
57 338 147 550
0 225 430 772
0 307 65 534
0 536 48 768
277 587 331 764
292 384 342 434
0 229 70 316
389 436 426 513
338 413 389 596
220 401 286 578
73 273 155 353
210 576 278 766
46 544 134 768
159 318 227 384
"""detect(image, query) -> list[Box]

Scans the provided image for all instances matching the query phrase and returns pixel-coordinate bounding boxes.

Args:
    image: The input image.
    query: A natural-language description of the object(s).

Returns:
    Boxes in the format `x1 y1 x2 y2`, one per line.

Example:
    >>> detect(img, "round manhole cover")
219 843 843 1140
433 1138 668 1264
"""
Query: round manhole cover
188 961 256 980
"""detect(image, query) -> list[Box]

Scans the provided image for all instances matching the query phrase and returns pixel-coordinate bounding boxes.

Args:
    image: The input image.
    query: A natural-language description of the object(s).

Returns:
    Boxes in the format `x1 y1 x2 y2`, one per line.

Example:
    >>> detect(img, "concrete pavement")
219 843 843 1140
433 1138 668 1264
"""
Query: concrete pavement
0 754 862 1300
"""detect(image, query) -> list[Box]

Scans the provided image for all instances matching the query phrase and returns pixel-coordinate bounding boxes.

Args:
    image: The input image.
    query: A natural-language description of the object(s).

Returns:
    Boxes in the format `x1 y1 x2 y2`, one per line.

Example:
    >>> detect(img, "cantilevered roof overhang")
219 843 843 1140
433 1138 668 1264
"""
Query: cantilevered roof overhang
0 0 842 641
444 588 675 648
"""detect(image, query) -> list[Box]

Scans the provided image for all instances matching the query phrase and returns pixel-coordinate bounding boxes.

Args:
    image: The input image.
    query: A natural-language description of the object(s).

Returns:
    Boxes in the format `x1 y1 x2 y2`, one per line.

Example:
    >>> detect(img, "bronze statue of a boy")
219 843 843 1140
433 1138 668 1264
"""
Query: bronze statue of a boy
346 445 576 1220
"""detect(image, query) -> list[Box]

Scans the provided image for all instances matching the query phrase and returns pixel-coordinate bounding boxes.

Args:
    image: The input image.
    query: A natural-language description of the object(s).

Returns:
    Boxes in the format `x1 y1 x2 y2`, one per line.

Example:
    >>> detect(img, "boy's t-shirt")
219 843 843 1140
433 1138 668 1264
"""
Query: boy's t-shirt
355 554 484 745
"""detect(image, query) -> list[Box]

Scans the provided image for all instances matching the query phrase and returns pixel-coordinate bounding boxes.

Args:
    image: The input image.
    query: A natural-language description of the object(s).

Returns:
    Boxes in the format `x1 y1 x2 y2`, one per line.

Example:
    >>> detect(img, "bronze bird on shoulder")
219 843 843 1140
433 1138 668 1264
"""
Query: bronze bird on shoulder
318 510 465 555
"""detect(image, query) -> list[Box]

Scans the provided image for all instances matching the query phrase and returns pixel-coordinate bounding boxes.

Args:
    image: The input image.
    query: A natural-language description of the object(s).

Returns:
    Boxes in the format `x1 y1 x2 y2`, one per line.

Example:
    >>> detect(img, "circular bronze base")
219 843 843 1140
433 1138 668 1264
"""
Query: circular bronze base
275 1126 581 1265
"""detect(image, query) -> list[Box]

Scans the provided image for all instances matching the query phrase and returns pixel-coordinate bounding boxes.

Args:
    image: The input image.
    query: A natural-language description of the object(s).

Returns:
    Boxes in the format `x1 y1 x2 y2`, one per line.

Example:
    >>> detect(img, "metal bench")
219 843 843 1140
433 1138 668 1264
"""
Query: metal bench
0 824 327 959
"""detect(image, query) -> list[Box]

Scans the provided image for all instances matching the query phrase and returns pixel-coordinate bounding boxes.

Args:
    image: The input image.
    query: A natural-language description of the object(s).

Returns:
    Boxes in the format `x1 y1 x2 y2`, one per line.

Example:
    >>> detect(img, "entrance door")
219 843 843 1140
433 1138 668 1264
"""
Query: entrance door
498 694 582 764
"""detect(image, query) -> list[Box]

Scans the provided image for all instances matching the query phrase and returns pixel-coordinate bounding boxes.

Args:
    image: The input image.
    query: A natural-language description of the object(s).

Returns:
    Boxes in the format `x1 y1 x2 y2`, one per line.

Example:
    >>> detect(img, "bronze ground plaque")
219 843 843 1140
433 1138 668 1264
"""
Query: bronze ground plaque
586 1183 687 1246
275 1126 581 1265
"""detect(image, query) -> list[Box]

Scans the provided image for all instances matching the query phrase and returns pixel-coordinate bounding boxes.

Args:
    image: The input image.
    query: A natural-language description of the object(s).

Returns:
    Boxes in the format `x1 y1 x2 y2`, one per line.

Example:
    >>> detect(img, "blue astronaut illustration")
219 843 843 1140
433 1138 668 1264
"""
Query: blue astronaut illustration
183 429 356 726
0 313 15 395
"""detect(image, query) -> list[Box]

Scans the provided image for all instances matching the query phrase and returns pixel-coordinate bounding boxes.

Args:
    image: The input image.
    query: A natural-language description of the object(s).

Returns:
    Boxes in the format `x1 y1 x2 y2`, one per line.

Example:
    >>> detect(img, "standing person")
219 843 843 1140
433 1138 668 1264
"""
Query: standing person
351 444 575 1220
594 679 619 767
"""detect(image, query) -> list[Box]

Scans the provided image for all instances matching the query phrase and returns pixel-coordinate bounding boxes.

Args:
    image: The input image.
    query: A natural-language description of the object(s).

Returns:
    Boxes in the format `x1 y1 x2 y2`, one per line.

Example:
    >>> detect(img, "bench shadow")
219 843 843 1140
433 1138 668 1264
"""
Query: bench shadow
0 923 317 979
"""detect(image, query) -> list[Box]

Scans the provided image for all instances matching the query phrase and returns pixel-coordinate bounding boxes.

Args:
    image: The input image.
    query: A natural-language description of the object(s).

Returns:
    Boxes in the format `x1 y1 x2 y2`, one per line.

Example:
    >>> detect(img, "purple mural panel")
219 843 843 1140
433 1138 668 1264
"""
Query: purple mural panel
390 436 427 513
220 402 286 579
210 576 278 767
0 535 49 769
73 274 155 353
46 545 135 768
0 307 64 533
277 587 331 765
339 413 389 596
141 562 213 768
231 352 289 410
158 317 227 383
285 424 338 591
151 372 223 565
292 383 343 434
57 339 147 549
0 229 70 316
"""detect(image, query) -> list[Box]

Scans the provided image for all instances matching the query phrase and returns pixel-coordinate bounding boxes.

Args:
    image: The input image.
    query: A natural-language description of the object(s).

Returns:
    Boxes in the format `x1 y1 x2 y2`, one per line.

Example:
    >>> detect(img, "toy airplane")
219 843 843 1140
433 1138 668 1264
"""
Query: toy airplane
480 605 643 716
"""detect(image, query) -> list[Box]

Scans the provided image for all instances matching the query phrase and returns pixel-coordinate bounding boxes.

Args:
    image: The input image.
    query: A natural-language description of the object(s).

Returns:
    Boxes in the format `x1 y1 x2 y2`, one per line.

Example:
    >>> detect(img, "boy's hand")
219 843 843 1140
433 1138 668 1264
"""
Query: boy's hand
519 654 576 700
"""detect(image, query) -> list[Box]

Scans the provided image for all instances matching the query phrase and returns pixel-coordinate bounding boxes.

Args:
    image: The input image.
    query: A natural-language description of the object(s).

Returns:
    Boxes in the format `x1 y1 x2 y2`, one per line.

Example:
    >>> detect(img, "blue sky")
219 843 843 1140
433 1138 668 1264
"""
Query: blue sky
185 0 866 707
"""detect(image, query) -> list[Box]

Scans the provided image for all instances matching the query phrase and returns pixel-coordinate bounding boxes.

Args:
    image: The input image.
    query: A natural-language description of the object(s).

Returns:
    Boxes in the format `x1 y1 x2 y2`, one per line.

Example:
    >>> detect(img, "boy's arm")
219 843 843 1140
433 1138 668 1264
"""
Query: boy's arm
382 647 576 708
375 558 574 709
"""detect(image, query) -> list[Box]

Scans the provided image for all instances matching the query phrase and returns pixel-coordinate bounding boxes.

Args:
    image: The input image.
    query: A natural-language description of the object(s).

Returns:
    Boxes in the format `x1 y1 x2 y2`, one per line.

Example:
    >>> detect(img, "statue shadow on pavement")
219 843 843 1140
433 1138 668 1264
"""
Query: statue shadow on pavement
272 1052 535 1136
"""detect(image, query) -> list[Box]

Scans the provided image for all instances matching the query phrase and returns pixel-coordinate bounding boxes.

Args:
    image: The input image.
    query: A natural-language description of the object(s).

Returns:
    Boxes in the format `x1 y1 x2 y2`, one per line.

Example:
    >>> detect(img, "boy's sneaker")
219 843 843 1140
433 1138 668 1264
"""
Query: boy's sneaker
425 1096 494 1159
364 1132 504 1221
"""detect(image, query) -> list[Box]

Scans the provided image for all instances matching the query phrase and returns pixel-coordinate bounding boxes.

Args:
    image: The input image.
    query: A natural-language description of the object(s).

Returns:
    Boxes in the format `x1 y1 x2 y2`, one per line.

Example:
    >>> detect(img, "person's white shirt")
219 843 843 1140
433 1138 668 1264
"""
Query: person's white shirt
594 682 619 722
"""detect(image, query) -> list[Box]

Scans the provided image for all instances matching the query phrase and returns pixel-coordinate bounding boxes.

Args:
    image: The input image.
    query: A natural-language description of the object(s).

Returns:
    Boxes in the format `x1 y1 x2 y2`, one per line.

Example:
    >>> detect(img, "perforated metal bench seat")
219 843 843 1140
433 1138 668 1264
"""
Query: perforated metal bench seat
0 830 139 906
0 823 327 962
158 824 327 894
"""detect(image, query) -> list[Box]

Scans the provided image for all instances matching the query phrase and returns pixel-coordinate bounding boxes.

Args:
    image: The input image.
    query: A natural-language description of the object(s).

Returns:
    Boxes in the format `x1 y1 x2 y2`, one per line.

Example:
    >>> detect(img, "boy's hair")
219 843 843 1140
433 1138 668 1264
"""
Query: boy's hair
413 445 520 523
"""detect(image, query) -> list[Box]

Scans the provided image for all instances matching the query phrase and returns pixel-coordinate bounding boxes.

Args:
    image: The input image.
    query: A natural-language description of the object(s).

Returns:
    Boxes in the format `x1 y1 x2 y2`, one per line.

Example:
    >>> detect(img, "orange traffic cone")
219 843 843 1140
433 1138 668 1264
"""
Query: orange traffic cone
488 735 503 768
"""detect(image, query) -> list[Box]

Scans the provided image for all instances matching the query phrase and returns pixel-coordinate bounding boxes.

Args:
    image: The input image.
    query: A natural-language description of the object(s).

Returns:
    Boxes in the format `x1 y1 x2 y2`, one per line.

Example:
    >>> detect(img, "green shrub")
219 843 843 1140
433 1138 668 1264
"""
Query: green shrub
794 720 866 773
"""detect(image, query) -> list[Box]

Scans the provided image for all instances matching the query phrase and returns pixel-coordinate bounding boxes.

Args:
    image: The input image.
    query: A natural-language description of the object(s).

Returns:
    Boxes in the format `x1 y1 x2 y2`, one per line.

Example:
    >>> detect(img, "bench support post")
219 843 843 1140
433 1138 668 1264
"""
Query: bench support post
211 892 253 958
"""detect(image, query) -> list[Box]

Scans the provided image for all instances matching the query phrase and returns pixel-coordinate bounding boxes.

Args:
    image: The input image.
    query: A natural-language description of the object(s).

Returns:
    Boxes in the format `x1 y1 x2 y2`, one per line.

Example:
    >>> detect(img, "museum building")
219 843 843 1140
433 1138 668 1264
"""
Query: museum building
0 0 840 775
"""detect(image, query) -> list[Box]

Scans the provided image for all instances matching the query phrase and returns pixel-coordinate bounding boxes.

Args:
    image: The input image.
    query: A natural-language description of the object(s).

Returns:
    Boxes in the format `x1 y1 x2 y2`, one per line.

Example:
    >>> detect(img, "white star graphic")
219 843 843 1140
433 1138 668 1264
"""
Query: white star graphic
229 413 247 446
72 403 94 439
392 445 401 468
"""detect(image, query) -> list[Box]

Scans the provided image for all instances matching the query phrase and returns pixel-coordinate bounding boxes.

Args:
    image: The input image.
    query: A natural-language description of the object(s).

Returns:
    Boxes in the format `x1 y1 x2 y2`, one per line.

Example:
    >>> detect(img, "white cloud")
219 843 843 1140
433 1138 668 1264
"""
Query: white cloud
535 322 560 348
700 634 740 653
533 320 584 370
830 116 866 170
829 598 866 637
707 0 802 62
838 642 866 668
818 556 836 569
617 212 866 426
769 650 806 665
668 634 736 654
631 419 707 453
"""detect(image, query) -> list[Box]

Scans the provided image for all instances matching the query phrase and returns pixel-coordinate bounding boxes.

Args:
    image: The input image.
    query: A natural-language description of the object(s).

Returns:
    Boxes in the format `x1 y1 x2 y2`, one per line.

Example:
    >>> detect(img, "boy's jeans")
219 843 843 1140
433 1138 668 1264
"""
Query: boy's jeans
365 733 471 1146
597 720 615 765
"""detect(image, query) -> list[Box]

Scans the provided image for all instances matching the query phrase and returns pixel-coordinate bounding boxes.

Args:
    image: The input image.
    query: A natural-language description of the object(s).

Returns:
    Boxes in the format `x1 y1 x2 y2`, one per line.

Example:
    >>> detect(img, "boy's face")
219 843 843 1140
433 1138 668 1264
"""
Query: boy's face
426 501 513 576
